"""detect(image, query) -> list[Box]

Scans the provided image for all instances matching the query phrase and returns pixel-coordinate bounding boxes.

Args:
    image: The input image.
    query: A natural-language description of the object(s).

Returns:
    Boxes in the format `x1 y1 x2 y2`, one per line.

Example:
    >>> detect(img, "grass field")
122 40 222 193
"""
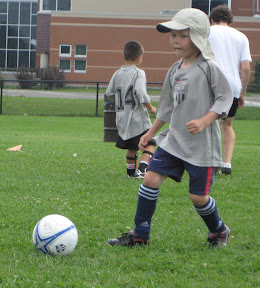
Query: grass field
0 115 259 288
1 86 259 120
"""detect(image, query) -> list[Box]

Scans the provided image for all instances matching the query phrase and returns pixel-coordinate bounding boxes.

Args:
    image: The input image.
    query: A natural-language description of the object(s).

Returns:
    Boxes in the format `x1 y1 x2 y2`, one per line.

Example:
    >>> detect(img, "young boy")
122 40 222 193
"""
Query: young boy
105 41 157 179
108 8 233 248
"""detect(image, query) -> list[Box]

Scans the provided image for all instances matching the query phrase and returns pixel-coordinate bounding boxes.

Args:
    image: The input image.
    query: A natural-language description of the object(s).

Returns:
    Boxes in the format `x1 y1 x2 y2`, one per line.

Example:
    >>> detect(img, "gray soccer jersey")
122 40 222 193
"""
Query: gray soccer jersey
155 55 233 167
105 65 152 140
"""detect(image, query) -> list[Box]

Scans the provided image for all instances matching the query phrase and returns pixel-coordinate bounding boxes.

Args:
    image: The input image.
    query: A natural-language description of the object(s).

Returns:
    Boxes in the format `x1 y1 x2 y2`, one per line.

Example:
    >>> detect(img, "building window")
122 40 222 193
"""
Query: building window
20 2 30 25
74 60 86 73
0 2 7 13
41 0 71 11
192 0 230 15
0 50 5 67
7 50 17 68
75 45 87 57
59 44 71 57
59 59 71 72
0 0 37 70
257 0 260 12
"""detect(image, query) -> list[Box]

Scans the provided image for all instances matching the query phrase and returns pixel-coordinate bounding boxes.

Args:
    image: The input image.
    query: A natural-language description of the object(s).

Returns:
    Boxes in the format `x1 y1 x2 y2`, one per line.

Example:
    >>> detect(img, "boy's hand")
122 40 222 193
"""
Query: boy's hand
186 112 219 135
139 132 153 151
149 106 157 115
186 119 205 135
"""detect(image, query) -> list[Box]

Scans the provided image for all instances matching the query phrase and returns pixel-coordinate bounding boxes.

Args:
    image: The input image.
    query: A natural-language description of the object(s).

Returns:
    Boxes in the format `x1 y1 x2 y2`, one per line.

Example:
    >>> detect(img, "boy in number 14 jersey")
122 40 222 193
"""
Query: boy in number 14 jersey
105 41 157 179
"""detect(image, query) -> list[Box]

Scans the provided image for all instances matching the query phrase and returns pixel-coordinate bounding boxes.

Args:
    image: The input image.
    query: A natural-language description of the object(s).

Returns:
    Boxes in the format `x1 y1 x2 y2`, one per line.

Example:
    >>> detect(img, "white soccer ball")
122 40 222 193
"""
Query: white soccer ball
32 214 78 256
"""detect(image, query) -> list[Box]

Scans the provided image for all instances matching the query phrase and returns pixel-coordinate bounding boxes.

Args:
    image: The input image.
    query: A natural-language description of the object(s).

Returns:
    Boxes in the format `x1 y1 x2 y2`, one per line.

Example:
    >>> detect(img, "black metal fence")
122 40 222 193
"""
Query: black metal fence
0 79 259 120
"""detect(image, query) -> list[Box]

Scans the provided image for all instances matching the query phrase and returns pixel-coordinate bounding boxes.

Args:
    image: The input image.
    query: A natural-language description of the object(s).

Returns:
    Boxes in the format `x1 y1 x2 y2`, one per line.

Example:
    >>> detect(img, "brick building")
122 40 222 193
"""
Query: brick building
36 0 260 82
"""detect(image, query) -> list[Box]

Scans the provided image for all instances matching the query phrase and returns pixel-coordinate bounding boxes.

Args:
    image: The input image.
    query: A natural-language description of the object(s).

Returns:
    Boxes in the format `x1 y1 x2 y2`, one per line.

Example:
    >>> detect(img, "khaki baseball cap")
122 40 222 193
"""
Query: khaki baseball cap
156 8 214 60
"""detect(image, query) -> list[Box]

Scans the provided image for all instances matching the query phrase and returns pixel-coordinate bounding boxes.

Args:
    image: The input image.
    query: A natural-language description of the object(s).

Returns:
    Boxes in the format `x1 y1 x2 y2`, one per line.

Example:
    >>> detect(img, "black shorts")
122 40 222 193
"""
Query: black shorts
226 98 239 118
116 130 156 151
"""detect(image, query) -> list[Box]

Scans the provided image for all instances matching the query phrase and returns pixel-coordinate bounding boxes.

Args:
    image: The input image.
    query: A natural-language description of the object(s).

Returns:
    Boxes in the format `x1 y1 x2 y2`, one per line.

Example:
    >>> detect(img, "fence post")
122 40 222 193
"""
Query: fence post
103 94 118 142
96 82 99 116
0 80 3 115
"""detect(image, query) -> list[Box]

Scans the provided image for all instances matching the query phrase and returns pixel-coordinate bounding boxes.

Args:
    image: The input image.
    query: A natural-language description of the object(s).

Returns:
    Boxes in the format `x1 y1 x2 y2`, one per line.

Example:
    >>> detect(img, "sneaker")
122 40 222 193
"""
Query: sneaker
127 169 145 179
221 167 231 175
207 225 231 248
107 230 150 247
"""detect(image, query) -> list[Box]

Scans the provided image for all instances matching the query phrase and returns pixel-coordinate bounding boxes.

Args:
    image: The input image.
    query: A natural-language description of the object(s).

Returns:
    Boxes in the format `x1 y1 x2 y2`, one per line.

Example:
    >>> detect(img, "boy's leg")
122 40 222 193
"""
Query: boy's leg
138 141 156 173
134 171 165 240
108 147 181 247
187 165 230 247
191 194 230 247
107 170 166 247
190 194 225 233
126 150 137 177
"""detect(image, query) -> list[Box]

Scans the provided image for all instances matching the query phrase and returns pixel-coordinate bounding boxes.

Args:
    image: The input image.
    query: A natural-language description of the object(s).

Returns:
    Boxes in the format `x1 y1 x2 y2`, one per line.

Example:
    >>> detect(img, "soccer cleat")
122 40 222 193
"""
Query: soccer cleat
127 169 145 179
207 225 231 248
107 230 150 247
133 169 146 178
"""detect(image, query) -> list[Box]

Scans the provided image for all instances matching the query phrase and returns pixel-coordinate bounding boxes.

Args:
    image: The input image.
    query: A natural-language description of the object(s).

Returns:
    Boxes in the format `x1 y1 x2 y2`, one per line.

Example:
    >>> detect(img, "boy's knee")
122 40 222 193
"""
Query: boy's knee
143 171 163 188
189 193 209 207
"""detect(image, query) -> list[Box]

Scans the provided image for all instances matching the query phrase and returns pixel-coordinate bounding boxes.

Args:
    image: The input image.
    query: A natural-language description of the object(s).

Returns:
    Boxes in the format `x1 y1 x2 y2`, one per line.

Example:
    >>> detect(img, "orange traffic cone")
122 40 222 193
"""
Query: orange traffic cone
7 145 22 151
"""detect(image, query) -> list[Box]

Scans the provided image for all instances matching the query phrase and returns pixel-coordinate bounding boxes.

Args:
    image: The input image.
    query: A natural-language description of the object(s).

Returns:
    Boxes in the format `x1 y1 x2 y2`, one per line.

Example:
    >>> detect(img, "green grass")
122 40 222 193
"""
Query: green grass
1 96 159 118
3 84 107 94
1 94 259 120
1 86 259 119
0 116 259 287
2 96 102 117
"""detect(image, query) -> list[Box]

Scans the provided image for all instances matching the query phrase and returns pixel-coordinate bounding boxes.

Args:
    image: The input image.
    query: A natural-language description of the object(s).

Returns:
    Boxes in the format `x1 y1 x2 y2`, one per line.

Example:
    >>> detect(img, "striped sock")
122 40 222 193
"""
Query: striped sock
134 184 159 240
127 163 136 176
194 196 225 233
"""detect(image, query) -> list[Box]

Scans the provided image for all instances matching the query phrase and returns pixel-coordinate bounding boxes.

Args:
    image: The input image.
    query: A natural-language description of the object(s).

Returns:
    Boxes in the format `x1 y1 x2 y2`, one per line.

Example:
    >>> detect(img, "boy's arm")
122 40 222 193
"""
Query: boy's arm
144 102 157 115
139 118 165 151
104 73 117 104
239 60 251 108
186 111 219 135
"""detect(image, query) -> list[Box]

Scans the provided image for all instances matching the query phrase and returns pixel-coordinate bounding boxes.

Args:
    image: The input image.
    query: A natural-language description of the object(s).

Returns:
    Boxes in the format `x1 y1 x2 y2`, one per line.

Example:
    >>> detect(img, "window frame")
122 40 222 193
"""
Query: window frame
257 0 260 12
59 44 72 57
40 0 71 12
0 1 37 70
192 0 231 15
59 59 71 72
74 59 87 73
75 44 87 58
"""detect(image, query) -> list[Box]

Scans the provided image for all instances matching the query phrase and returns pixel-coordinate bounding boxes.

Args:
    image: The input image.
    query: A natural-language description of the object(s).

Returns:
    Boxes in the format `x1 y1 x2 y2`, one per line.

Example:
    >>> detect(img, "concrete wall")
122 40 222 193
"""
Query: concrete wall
70 0 189 15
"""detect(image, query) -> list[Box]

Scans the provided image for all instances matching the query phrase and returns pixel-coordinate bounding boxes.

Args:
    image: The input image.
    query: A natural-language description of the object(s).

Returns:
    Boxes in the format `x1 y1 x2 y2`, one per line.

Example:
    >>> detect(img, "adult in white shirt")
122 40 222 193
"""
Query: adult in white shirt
209 5 252 175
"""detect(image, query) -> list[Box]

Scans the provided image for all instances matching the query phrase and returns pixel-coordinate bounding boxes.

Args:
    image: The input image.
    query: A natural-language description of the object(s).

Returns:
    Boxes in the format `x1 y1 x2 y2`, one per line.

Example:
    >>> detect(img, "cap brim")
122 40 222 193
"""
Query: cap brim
156 21 189 33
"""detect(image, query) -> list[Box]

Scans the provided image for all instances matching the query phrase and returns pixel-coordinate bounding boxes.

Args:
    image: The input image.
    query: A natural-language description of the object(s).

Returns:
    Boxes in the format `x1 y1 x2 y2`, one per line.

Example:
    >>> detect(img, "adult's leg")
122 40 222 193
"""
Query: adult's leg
220 117 235 166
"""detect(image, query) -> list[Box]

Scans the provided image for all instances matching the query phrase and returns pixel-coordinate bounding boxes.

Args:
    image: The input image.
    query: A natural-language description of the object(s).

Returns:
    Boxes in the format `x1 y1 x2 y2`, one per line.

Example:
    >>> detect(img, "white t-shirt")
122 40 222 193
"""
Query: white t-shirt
209 25 252 98
105 65 152 140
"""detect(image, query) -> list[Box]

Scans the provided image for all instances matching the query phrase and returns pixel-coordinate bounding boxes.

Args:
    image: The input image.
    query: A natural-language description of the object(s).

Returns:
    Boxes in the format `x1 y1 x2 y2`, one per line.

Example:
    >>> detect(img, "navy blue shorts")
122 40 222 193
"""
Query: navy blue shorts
147 147 217 195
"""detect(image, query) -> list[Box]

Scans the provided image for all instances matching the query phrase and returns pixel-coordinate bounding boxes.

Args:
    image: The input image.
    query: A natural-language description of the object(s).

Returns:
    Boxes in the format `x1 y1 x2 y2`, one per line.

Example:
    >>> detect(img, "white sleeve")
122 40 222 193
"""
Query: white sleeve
105 72 116 96
208 62 233 118
135 69 150 103
240 35 252 62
